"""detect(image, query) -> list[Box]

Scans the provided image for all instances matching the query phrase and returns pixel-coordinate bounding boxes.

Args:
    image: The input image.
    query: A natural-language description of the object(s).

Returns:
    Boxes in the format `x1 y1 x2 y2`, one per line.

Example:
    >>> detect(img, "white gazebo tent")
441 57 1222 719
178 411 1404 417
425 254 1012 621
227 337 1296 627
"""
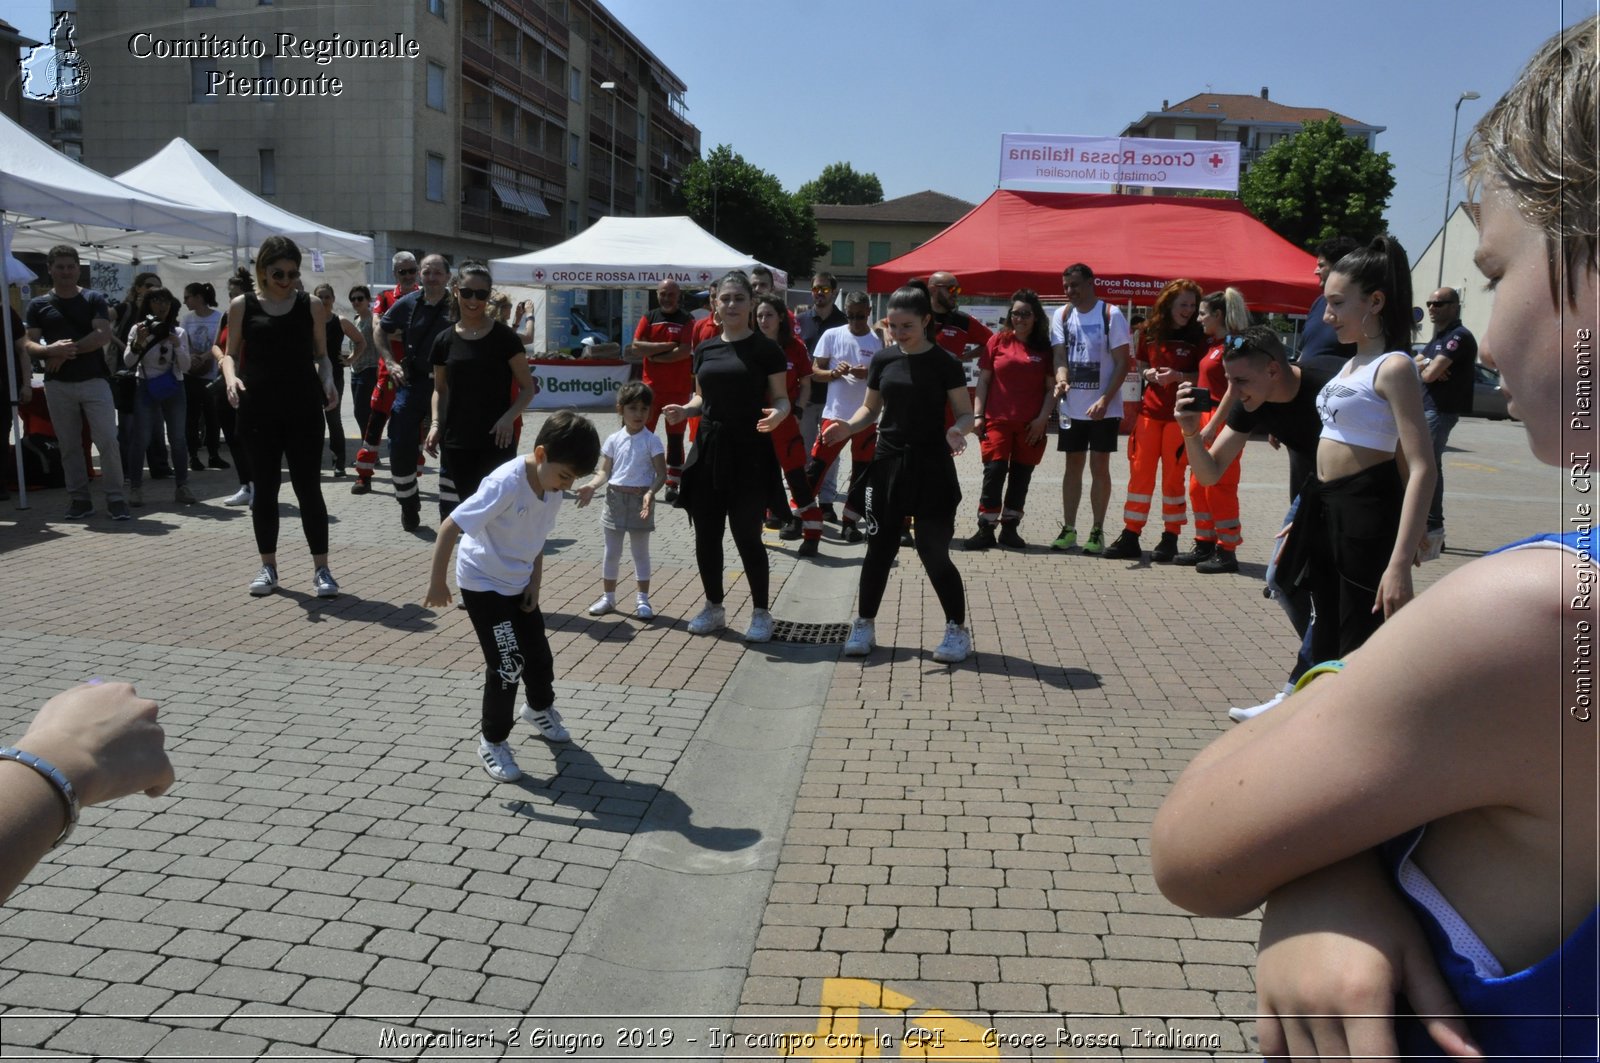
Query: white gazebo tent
492 215 786 288
1 112 238 507
111 139 374 300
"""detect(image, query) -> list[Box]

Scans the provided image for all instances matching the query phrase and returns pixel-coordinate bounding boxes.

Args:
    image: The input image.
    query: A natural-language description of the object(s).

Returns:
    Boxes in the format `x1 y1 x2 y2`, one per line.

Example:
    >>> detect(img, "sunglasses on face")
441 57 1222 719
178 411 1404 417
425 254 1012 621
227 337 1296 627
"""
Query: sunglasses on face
396 267 418 276
1426 300 1457 308
270 269 300 282
458 287 492 301
351 295 369 303
812 286 834 294
934 283 961 294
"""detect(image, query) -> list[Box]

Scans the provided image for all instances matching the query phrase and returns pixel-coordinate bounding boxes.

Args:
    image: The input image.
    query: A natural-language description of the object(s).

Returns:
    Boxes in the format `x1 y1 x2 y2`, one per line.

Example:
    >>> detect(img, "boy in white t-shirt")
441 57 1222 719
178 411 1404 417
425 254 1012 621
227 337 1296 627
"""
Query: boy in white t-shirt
1048 264 1132 555
424 411 601 783
804 297 884 540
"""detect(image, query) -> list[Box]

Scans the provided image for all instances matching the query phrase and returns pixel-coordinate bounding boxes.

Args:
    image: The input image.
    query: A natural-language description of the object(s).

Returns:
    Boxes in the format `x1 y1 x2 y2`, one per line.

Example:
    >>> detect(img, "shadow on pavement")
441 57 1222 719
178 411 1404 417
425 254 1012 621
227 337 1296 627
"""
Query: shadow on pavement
507 744 763 853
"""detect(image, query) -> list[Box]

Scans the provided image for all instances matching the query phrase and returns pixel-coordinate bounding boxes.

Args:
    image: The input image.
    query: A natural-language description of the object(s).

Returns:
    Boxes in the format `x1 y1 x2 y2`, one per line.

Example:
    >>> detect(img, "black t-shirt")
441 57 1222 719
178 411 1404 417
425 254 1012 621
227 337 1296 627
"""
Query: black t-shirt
1227 360 1338 498
24 289 112 383
868 344 967 457
1421 323 1478 415
432 320 524 450
692 332 786 430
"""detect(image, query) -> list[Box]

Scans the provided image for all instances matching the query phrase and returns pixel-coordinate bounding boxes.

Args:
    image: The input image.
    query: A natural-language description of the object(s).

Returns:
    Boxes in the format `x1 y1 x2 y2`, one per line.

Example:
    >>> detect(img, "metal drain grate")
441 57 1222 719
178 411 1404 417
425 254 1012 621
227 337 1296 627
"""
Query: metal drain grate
770 620 852 644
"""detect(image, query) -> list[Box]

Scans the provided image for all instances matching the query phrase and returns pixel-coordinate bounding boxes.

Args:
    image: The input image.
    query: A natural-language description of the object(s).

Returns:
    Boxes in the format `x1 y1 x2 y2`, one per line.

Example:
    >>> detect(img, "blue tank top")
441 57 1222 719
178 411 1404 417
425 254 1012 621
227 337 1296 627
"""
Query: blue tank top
1389 529 1597 1061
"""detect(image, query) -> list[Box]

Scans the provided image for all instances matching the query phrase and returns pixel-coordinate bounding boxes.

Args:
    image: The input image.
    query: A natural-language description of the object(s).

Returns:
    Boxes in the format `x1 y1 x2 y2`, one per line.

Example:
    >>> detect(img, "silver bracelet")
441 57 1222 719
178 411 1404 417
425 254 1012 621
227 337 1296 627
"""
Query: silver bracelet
0 746 79 848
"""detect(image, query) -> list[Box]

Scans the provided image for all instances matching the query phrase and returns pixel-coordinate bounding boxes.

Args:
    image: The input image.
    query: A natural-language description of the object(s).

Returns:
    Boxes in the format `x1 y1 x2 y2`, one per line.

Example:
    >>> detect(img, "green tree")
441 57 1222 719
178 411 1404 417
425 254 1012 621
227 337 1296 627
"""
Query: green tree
795 161 885 207
676 144 823 283
1240 116 1396 249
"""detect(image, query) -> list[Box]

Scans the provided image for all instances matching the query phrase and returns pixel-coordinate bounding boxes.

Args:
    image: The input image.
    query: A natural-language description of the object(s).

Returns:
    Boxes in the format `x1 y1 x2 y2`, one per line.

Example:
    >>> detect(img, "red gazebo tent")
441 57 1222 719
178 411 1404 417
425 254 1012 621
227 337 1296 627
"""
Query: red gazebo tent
867 190 1321 313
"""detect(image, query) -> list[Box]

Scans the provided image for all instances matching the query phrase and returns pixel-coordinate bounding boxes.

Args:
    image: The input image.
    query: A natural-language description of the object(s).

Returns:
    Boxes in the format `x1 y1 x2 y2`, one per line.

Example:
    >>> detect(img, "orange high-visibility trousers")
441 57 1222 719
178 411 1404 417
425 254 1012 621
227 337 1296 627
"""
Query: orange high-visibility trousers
1121 416 1188 535
1189 410 1242 548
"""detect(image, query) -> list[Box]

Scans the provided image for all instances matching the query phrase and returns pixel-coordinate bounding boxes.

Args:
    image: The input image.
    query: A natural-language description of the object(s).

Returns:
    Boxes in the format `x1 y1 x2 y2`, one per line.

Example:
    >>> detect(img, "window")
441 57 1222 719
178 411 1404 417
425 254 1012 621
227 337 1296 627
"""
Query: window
189 0 216 6
429 0 445 15
867 241 892 265
426 62 445 111
568 200 580 234
258 56 274 81
569 132 580 167
426 153 445 202
1172 123 1199 139
637 110 646 143
259 149 276 195
191 58 218 103
830 241 854 267
570 68 582 102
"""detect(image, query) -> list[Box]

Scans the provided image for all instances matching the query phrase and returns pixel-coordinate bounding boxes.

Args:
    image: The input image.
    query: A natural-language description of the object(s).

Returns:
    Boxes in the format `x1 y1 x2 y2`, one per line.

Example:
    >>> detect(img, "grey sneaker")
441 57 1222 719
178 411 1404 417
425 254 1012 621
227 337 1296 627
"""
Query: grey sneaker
312 566 340 598
687 603 726 635
64 498 94 520
520 702 571 743
249 564 279 596
477 737 522 782
931 622 973 664
127 484 143 507
842 617 875 657
107 499 132 521
174 484 197 505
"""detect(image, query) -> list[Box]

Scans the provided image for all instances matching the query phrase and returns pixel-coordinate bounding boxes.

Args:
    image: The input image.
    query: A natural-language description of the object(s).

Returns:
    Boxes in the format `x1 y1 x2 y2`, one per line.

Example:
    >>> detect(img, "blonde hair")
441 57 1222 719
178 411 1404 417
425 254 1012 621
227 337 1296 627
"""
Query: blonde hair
1465 14 1598 304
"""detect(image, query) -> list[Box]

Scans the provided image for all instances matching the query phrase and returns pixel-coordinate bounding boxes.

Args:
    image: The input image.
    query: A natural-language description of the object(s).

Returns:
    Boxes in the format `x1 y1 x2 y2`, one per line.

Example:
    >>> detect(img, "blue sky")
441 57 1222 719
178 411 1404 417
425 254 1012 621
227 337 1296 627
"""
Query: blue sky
10 0 1591 260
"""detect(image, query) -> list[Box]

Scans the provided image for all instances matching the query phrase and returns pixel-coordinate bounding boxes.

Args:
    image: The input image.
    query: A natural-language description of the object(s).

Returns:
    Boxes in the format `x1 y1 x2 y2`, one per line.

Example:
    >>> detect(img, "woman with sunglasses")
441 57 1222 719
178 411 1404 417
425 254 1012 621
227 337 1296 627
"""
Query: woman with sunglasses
424 263 535 519
346 285 379 439
963 289 1055 551
216 270 255 506
221 236 341 598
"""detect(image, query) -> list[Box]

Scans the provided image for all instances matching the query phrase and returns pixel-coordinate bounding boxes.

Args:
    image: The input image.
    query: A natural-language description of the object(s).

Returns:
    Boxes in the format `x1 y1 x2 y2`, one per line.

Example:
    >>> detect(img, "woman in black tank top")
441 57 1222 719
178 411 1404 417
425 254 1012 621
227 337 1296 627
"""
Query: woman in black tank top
220 236 341 599
314 283 366 478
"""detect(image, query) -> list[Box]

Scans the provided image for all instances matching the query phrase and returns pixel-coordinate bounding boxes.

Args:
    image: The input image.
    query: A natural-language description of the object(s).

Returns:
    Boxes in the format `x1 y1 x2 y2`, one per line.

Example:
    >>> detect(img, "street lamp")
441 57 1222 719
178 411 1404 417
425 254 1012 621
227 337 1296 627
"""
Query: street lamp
599 81 617 216
1438 90 1481 288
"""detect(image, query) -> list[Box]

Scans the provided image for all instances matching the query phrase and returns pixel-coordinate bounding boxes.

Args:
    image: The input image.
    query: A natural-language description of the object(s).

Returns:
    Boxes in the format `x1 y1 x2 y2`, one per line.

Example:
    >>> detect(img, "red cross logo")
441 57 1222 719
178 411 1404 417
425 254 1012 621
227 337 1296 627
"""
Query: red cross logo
532 269 545 281
1207 153 1225 172
698 271 711 282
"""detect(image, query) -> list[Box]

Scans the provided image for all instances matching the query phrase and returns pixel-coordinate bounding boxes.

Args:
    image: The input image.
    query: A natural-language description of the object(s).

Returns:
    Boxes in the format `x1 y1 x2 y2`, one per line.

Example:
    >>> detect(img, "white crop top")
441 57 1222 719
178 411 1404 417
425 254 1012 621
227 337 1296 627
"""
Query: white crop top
1316 351 1410 452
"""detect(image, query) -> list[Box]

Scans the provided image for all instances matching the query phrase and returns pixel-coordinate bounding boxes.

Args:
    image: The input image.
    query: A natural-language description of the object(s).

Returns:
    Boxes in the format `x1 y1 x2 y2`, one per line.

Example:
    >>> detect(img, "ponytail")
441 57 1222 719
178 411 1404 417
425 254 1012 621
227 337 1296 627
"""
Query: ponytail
1330 235 1415 351
183 281 218 308
1222 287 1250 334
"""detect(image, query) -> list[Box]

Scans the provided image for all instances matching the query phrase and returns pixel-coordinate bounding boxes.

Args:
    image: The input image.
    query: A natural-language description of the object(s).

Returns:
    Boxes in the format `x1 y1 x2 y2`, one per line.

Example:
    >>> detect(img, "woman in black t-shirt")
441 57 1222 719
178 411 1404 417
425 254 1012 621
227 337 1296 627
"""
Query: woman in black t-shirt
662 272 789 643
221 236 340 599
822 285 976 664
424 263 534 520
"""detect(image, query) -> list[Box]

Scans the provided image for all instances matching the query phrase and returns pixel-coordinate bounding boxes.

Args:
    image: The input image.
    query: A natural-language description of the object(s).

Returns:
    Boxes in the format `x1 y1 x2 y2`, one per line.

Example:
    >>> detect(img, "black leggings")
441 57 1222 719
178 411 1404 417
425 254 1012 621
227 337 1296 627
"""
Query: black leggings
241 400 329 556
184 376 221 460
858 460 964 625
461 590 554 744
688 488 769 609
440 444 515 519
1304 460 1403 663
217 389 251 486
323 366 346 472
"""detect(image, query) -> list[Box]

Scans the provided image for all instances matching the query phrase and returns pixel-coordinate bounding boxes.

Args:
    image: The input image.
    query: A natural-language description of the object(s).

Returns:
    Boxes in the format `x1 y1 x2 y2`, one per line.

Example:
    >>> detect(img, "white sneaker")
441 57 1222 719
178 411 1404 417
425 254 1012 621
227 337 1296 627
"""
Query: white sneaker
1417 527 1446 563
1228 691 1287 723
635 595 654 620
687 603 726 635
842 617 875 657
744 608 774 643
248 564 278 597
520 702 571 743
224 484 253 507
477 737 522 782
931 622 972 664
588 593 615 616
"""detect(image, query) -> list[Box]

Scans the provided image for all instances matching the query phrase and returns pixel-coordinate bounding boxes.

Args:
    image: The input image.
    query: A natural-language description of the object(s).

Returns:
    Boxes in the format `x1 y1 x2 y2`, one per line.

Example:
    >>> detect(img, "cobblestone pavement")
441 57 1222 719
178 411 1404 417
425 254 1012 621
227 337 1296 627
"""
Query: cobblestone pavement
0 400 1559 1060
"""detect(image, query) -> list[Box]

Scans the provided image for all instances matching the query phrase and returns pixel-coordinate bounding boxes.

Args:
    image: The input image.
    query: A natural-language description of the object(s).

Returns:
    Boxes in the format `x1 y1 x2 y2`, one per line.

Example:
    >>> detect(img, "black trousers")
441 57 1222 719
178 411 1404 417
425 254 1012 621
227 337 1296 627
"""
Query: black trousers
216 385 251 486
240 398 329 556
462 589 554 743
323 365 346 472
686 487 769 610
857 450 965 624
440 444 515 519
184 375 221 460
1302 460 1403 663
978 460 1036 519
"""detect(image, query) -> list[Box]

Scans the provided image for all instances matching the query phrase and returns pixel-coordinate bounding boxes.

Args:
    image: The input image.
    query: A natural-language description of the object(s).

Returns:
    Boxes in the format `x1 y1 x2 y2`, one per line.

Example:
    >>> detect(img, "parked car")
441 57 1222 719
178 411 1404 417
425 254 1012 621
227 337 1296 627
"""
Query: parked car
1470 363 1514 420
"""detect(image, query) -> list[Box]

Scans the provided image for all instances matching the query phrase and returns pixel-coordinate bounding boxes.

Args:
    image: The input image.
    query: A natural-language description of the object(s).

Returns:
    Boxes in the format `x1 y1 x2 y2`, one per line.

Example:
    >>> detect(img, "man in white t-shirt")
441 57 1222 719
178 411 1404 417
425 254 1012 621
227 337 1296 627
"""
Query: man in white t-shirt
804 292 883 541
1049 263 1131 555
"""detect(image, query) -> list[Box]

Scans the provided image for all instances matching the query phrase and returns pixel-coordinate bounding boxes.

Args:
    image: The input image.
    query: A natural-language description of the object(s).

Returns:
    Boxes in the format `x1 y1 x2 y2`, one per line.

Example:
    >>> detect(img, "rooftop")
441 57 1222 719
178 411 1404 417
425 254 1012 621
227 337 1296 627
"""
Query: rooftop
813 190 975 225
1131 91 1379 131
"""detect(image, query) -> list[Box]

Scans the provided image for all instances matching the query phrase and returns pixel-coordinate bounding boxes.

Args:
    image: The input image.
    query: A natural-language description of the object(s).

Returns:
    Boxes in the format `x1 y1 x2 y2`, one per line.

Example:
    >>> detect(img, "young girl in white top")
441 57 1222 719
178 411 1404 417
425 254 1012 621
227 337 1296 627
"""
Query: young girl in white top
577 381 668 620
